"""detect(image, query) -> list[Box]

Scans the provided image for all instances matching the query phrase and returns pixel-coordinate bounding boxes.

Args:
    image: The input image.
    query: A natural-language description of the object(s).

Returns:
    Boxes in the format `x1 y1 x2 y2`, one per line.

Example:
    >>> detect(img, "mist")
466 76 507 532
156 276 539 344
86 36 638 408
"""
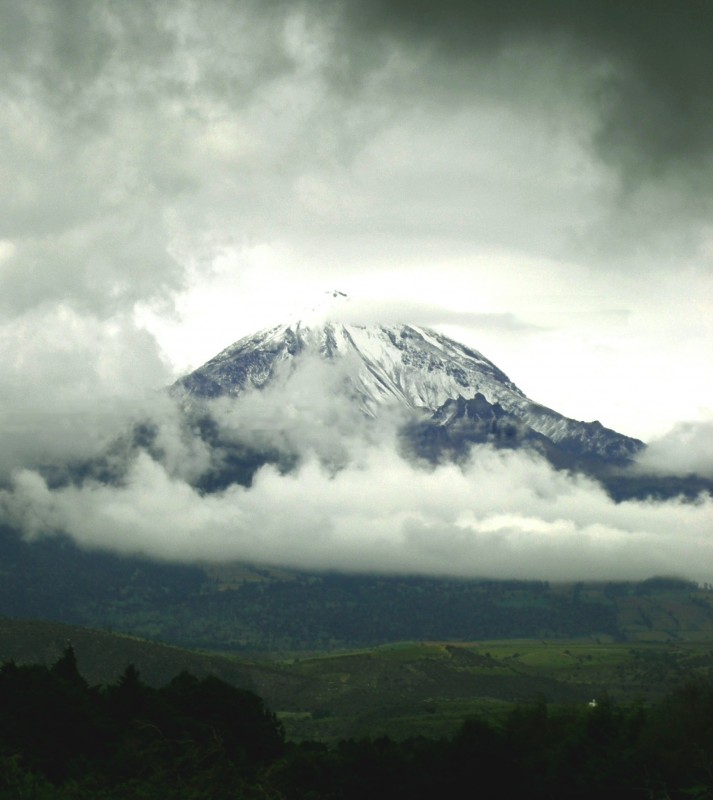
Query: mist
634 421 713 480
1 373 711 584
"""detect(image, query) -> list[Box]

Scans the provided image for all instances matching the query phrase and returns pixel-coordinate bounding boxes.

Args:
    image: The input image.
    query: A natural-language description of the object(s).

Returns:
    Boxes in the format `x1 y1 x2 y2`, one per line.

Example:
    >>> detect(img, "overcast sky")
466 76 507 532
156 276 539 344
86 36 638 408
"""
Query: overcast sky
2 0 712 440
1 1 712 580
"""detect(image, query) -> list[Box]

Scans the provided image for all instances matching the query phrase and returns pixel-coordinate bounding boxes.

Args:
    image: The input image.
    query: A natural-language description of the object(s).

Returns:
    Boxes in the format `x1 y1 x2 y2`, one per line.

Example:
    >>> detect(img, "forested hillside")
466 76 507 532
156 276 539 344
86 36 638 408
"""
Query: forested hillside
1 650 711 799
3 525 713 652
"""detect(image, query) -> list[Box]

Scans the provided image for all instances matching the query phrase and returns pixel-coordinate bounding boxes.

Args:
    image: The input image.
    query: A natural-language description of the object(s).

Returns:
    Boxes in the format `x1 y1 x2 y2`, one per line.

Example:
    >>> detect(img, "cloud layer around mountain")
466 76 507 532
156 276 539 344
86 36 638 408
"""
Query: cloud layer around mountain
635 421 713 480
1 372 711 583
3 432 712 583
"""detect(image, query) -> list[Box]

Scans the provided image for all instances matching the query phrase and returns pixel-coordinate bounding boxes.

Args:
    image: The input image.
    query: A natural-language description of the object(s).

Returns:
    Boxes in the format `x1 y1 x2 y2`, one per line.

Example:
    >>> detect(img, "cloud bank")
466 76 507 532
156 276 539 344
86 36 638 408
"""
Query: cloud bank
3 439 712 583
635 421 713 480
0 305 173 477
1 375 711 583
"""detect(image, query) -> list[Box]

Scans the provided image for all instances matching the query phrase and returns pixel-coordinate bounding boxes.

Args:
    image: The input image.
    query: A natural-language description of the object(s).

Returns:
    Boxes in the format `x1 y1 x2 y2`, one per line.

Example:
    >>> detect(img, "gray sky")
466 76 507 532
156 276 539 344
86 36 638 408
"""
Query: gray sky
1 1 712 579
1 0 711 439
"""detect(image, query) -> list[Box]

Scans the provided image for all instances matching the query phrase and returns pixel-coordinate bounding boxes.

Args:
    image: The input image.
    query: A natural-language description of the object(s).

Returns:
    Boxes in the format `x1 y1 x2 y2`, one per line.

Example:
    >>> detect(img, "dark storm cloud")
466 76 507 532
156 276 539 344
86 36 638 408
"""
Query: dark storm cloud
336 0 713 186
2 0 710 320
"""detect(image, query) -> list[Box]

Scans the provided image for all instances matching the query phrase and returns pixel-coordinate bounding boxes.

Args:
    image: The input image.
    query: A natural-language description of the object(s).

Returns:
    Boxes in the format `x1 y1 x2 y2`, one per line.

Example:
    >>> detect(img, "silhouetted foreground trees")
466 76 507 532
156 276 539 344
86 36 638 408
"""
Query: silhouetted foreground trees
1 648 711 798
0 648 283 798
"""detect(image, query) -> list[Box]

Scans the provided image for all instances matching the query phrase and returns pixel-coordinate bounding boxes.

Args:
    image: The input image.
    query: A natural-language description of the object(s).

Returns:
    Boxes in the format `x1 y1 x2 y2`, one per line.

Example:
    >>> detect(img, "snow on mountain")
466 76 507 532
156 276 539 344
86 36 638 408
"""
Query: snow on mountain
172 294 644 466
176 321 522 411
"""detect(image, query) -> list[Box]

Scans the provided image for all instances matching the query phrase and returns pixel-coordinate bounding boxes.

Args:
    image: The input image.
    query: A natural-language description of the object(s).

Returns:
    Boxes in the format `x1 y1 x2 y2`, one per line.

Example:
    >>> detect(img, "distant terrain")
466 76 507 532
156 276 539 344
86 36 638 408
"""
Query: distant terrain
2 524 713 655
2 616 713 744
4 512 713 744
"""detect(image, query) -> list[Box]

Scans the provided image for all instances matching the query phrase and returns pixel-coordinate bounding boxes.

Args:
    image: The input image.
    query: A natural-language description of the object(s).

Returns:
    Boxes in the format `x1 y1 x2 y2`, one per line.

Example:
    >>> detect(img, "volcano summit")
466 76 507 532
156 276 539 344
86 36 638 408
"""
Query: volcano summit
172 295 643 473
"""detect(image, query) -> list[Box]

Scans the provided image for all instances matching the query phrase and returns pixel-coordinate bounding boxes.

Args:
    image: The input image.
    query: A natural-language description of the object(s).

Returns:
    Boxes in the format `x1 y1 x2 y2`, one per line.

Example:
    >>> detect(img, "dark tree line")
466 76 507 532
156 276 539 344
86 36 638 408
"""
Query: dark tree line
0 647 283 798
1 648 712 798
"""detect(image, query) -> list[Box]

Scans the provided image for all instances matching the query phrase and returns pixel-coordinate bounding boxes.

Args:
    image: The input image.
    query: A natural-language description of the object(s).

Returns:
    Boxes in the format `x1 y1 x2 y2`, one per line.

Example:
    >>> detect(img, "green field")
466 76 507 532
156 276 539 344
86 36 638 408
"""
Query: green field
270 637 713 741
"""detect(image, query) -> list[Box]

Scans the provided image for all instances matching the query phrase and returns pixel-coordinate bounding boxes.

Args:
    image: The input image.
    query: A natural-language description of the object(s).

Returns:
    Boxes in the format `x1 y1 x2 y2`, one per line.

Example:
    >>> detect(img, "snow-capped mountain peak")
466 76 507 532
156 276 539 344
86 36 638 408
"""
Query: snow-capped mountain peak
172 311 644 466
175 318 524 415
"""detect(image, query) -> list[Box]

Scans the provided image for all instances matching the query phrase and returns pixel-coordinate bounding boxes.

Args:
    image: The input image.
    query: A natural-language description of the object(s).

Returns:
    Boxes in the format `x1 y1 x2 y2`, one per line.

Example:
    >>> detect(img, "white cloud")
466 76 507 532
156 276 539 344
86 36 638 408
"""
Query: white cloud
2 412 711 582
0 306 172 476
636 421 713 479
